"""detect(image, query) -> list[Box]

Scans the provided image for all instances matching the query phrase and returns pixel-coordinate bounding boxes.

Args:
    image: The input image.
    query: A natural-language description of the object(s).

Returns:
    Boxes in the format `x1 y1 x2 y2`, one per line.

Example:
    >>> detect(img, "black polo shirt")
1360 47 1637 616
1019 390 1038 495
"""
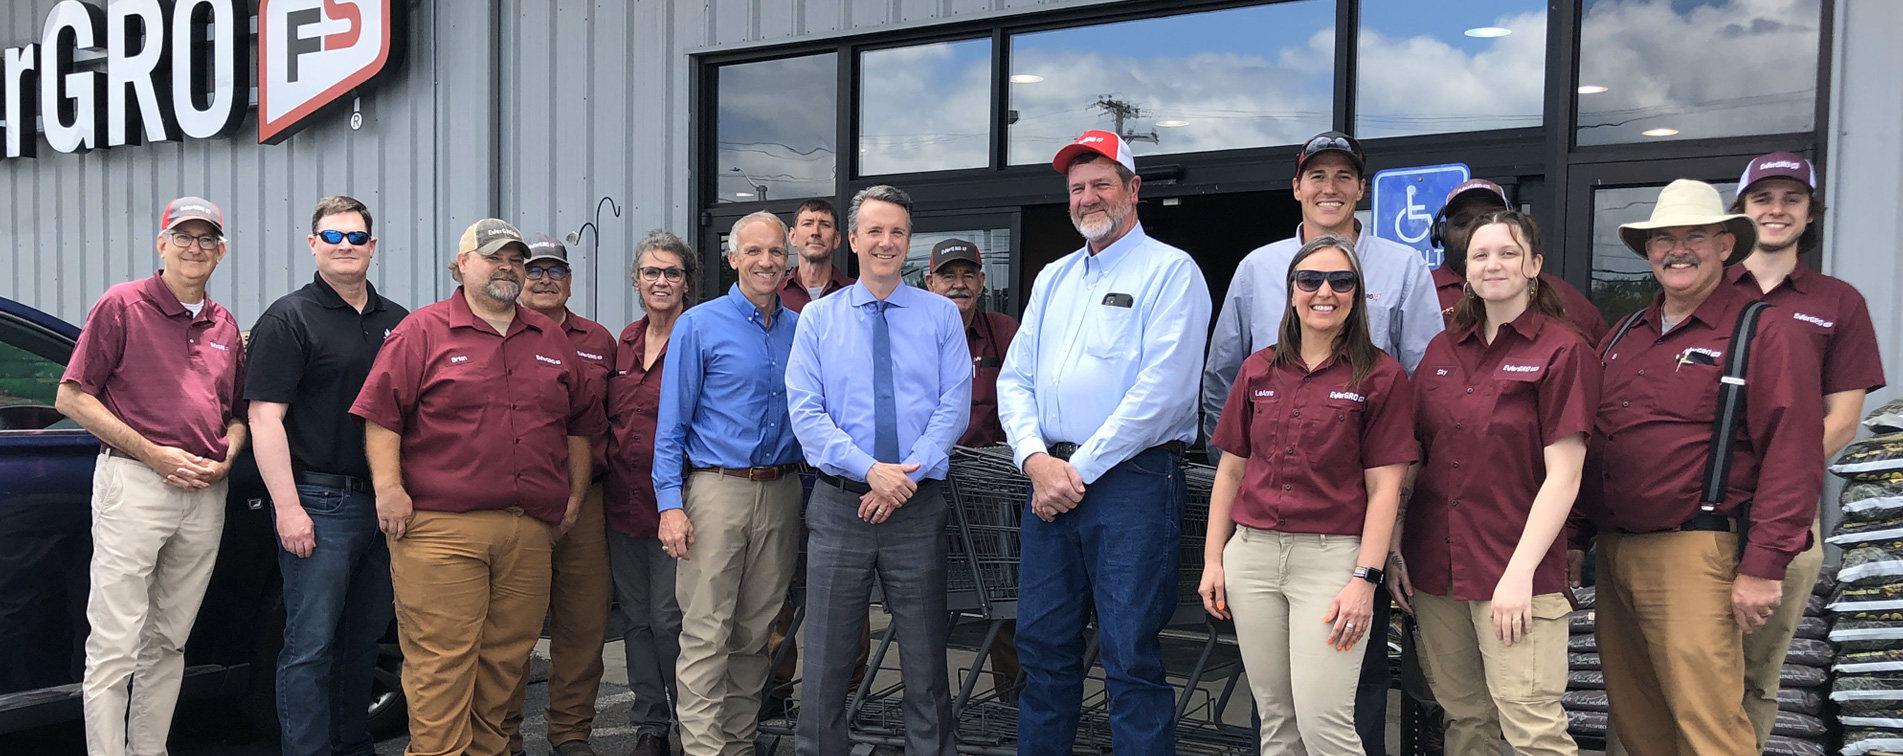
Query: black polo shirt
244 272 409 480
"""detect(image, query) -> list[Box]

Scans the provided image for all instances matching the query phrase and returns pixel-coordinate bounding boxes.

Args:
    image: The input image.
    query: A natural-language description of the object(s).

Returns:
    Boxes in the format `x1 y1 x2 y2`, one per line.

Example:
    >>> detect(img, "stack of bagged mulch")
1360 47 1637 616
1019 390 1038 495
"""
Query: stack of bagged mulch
1558 580 1835 755
1828 401 1903 755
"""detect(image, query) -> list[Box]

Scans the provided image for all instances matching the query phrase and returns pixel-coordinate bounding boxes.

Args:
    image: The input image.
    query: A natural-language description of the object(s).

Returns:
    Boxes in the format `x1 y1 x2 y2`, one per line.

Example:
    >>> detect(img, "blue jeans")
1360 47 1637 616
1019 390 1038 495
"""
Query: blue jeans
1016 447 1184 756
276 484 394 756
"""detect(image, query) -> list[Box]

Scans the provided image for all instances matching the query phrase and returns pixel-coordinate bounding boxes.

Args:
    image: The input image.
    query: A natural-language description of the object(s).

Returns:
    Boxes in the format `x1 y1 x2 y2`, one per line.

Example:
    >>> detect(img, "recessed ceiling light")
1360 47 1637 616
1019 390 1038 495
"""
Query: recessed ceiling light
1156 119 1190 128
1577 84 1609 94
1464 26 1511 38
1009 74 1044 84
735 192 754 198
1642 127 1679 137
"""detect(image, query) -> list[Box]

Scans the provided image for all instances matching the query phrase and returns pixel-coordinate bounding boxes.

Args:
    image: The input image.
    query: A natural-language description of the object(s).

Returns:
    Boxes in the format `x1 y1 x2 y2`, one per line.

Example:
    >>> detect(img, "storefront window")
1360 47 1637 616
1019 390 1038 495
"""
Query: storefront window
1355 0 1546 138
859 39 993 176
714 53 838 204
1575 0 1820 146
1589 181 1737 323
1006 1 1334 166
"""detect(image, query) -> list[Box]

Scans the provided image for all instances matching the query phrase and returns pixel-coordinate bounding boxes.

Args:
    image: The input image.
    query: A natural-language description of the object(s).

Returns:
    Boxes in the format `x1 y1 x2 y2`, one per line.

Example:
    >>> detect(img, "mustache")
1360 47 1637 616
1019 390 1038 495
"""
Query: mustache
944 290 973 299
1661 253 1700 267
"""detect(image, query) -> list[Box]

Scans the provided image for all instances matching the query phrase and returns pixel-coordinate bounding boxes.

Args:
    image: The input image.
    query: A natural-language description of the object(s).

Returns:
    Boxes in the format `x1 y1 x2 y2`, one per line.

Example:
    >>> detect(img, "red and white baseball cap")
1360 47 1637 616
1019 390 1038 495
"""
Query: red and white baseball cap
159 196 224 234
1052 130 1136 175
1443 178 1509 208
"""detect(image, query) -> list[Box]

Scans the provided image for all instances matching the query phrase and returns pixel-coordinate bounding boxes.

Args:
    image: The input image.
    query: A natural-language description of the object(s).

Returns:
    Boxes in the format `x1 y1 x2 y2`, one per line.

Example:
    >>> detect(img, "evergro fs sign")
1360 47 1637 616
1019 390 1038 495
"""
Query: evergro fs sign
0 0 398 160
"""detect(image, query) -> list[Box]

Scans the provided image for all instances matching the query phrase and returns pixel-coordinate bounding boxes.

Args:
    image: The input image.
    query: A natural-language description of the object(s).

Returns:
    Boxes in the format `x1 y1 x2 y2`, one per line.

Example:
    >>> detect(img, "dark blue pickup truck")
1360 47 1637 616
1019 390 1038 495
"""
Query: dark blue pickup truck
0 295 402 738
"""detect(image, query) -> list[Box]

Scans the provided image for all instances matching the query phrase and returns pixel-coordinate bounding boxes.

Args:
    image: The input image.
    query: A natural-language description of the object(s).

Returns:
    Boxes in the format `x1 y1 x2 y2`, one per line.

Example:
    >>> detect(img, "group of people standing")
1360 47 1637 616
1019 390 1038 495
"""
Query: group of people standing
53 123 1879 756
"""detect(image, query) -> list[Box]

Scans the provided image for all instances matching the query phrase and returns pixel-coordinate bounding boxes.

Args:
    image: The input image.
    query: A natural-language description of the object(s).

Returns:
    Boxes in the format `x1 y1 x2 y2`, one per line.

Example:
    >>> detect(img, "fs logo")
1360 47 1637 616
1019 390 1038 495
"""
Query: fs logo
258 0 395 144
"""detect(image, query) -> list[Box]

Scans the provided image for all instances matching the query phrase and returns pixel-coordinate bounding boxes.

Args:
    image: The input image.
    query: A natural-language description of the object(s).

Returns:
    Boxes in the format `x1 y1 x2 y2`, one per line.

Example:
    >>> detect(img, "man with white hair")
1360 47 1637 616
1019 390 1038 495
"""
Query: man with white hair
653 211 805 756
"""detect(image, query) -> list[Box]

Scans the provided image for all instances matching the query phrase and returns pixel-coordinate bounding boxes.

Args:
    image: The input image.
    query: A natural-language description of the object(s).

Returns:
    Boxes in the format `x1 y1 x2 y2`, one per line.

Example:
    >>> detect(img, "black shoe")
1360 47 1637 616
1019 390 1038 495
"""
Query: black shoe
629 732 670 756
758 694 789 721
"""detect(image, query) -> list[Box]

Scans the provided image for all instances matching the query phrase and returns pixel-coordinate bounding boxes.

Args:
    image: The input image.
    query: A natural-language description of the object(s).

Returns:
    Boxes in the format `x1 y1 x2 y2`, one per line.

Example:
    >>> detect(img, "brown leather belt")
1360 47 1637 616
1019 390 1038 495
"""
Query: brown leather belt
691 464 802 482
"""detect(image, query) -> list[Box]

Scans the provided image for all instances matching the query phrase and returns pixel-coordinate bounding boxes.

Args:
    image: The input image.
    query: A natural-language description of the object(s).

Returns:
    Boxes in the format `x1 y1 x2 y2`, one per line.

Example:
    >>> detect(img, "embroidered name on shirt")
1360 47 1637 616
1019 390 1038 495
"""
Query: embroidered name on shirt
577 350 605 361
450 355 469 364
1329 391 1366 403
1793 312 1835 328
535 355 564 366
1253 389 1275 398
1501 364 1539 373
1435 368 1451 376
206 341 230 351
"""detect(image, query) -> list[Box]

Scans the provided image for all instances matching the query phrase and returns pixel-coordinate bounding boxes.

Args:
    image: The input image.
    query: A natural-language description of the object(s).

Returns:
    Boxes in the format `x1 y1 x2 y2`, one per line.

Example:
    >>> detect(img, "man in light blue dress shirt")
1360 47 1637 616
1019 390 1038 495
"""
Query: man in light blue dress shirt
652 211 804 756
785 185 971 756
997 130 1213 755
1199 131 1443 756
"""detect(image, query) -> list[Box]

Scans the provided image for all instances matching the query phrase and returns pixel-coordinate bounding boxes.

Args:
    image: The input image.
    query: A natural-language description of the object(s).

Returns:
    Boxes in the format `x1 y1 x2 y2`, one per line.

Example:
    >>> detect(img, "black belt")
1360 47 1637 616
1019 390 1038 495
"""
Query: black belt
1618 511 1735 535
296 470 374 495
1046 440 1185 462
817 472 872 495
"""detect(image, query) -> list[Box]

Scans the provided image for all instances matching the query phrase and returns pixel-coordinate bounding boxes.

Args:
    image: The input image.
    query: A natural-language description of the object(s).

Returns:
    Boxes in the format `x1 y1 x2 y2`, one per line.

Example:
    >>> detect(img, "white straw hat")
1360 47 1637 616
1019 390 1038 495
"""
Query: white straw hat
1617 179 1757 264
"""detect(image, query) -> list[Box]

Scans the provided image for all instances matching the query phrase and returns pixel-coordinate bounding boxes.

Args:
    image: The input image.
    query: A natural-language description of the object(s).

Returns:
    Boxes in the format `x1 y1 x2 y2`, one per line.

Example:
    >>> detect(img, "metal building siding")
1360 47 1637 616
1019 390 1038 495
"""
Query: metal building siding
0 0 500 328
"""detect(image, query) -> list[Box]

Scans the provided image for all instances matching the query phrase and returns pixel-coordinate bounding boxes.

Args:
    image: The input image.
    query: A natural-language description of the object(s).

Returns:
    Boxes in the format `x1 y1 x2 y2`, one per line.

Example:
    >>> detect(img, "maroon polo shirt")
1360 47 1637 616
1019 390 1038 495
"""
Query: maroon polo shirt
1726 262 1886 396
1585 284 1825 580
1431 265 1609 345
62 271 246 460
777 264 853 313
556 308 616 477
1406 310 1601 601
1209 349 1417 535
959 310 1018 448
349 290 602 525
604 318 667 538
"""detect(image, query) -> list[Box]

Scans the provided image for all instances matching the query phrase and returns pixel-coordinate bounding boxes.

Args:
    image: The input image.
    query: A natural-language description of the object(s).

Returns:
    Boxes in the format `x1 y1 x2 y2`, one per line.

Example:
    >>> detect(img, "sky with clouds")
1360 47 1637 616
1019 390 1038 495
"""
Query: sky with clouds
713 0 1820 197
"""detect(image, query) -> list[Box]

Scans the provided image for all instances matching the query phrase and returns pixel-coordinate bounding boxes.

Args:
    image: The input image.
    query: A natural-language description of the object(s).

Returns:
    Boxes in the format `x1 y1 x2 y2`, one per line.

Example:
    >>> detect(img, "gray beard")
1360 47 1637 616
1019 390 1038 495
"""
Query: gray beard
483 278 522 303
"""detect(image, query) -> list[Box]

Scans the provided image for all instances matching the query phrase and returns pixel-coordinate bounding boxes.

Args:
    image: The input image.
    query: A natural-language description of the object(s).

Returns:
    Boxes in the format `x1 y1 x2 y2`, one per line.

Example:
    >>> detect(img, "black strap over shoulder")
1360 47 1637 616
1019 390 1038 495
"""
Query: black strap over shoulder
1599 310 1645 358
1701 300 1771 508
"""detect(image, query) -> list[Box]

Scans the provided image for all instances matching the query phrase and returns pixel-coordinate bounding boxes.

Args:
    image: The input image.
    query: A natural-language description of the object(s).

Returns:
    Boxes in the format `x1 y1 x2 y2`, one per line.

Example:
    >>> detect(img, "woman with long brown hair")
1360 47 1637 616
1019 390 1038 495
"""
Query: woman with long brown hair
1390 210 1598 756
1200 235 1416 755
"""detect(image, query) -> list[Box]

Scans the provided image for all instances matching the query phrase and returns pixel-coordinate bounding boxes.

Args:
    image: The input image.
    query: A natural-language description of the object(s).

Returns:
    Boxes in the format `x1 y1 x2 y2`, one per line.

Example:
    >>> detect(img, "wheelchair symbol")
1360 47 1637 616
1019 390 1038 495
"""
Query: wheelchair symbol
1393 184 1433 245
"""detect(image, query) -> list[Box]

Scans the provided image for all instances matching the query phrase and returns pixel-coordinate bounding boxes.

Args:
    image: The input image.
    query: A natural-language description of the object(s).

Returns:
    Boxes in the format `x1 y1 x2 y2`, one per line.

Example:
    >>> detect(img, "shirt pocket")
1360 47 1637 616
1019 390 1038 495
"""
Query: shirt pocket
534 362 576 419
1086 301 1140 360
1486 371 1544 437
1311 395 1368 447
1365 298 1394 352
1657 360 1722 423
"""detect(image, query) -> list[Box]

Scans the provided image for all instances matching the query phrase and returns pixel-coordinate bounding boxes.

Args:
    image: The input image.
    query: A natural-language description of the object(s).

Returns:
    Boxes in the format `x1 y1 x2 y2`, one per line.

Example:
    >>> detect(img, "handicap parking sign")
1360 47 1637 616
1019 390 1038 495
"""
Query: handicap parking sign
1370 163 1471 270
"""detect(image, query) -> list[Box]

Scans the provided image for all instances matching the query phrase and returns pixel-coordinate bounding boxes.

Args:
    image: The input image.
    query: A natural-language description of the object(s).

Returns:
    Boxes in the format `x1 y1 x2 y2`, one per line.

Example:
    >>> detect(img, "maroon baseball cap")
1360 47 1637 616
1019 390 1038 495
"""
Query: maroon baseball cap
1296 131 1365 176
1738 151 1817 196
929 238 981 272
159 197 224 234
1444 178 1509 209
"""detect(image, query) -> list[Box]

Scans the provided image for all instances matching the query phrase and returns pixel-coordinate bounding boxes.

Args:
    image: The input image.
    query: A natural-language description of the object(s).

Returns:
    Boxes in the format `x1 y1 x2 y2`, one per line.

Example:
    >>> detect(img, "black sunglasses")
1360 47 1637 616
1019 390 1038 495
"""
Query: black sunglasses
316 229 370 245
1293 269 1357 293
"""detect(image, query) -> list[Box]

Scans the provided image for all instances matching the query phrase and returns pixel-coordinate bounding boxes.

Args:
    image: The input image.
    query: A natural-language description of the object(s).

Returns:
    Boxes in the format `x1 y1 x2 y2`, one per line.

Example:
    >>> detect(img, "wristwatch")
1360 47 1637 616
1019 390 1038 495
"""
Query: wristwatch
1353 565 1384 585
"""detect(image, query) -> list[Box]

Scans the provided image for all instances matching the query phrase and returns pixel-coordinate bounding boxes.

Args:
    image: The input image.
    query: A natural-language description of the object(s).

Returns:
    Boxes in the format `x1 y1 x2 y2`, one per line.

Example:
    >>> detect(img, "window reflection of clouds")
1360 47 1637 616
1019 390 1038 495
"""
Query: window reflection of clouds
860 40 993 176
1356 0 1546 138
1577 0 1819 146
716 53 838 204
1006 2 1335 165
903 229 1013 313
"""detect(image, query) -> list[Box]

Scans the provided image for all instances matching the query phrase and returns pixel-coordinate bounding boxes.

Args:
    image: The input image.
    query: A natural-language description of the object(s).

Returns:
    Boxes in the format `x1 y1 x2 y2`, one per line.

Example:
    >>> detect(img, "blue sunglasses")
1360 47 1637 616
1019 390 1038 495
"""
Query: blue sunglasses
316 229 371 245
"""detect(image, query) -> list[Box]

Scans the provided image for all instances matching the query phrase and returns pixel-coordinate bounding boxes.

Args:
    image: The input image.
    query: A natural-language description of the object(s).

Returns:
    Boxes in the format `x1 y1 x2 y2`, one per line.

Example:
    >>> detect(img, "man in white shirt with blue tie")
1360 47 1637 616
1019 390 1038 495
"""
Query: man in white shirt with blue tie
997 130 1213 756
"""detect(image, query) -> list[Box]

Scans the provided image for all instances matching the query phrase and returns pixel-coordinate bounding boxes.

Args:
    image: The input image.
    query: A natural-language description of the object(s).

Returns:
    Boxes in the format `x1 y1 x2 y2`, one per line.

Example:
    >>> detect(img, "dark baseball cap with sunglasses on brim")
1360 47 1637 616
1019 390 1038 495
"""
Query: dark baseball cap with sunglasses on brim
523 234 569 268
1296 131 1366 177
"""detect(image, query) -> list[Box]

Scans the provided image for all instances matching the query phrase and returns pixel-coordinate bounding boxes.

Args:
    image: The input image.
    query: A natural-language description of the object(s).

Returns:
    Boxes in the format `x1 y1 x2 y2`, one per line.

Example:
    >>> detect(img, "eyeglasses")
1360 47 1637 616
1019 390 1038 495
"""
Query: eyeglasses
526 265 570 280
639 266 685 282
316 229 370 245
167 231 223 249
1645 230 1726 254
1293 269 1357 293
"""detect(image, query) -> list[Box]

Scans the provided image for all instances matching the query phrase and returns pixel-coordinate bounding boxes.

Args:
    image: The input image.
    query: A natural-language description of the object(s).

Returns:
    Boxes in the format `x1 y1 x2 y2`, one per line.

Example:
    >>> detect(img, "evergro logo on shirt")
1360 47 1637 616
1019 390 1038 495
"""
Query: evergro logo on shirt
1793 312 1835 329
1329 391 1365 403
1501 364 1539 373
535 354 563 366
577 350 605 361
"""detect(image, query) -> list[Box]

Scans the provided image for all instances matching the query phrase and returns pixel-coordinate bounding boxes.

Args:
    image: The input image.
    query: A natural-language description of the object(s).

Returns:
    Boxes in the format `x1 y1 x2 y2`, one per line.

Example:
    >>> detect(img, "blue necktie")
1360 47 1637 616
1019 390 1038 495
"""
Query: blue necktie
871 300 900 464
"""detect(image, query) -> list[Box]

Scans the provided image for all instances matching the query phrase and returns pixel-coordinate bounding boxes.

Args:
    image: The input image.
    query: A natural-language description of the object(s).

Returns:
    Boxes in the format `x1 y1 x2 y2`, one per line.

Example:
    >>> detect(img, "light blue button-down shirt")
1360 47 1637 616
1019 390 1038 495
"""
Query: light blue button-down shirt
652 285 803 511
1200 222 1442 441
996 222 1212 484
786 282 971 483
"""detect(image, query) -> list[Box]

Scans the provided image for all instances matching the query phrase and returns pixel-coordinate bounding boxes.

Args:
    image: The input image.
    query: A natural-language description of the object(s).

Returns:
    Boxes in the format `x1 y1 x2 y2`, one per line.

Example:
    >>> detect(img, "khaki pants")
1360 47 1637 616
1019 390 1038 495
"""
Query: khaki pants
1597 530 1753 756
505 483 612 751
82 452 227 756
390 508 554 756
1412 591 1577 756
1742 518 1824 748
1224 526 1365 756
675 472 801 756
